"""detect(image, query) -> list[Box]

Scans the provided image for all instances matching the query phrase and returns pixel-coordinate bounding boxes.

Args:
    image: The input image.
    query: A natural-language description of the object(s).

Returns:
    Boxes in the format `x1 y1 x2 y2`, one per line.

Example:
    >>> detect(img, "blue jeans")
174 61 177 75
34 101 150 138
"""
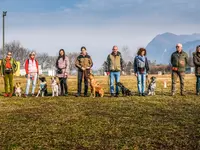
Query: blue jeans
110 71 120 94
137 73 146 94
25 73 38 95
196 76 200 94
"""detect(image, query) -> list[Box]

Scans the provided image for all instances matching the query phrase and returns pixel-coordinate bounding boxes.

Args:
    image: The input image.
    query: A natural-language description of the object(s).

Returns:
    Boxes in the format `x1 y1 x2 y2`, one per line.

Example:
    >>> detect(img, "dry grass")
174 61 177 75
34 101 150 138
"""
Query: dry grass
0 75 199 149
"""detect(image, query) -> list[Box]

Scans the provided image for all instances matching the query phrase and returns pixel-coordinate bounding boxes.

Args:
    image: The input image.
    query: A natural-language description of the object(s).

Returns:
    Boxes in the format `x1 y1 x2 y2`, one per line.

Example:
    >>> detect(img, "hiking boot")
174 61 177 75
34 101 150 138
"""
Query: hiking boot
110 93 115 97
75 93 80 97
3 93 8 97
115 94 119 97
64 93 68 96
142 93 146 97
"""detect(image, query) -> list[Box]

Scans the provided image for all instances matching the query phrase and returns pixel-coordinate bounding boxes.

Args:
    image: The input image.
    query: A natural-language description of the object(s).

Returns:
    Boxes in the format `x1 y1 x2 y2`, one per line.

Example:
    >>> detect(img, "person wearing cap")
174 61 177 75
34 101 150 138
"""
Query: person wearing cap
171 43 188 96
193 45 200 95
1 51 18 97
24 51 39 97
56 49 70 96
75 46 93 97
106 45 125 97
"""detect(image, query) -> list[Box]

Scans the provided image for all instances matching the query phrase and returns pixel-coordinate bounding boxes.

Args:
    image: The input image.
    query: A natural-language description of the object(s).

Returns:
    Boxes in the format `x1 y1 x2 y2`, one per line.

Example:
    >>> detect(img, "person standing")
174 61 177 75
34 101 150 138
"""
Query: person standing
1 51 18 97
134 48 149 96
171 43 188 96
75 46 93 97
24 51 39 97
56 49 70 96
106 45 124 97
193 45 200 95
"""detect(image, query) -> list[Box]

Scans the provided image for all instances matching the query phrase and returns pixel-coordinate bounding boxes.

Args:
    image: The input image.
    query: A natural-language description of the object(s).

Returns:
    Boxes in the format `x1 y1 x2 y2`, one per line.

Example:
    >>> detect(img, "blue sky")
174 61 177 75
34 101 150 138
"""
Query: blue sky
0 0 200 68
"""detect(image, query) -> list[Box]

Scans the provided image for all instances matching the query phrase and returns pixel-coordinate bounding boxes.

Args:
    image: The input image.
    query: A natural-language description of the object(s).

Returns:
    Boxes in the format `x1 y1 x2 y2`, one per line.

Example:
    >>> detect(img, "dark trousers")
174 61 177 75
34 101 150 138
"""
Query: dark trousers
171 71 185 94
59 78 68 95
196 75 200 94
77 70 89 95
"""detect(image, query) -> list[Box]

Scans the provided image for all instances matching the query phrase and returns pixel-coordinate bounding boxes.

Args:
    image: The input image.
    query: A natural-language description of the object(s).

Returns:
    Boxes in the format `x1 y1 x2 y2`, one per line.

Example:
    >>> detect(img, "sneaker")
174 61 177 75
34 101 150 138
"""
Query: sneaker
8 93 13 97
3 93 8 97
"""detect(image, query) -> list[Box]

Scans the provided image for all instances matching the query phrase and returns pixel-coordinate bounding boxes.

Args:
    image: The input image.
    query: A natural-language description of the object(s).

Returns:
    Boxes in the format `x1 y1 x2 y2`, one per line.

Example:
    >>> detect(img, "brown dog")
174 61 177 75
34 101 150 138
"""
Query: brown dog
88 73 104 98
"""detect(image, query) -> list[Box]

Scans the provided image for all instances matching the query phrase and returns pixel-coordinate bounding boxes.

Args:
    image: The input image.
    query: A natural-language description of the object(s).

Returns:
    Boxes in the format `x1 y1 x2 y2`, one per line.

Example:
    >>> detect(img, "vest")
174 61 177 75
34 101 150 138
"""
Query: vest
109 54 121 71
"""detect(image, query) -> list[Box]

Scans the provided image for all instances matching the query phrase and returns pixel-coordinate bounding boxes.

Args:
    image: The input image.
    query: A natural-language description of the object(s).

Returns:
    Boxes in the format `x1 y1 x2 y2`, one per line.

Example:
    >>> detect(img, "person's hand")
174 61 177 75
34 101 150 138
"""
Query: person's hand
64 72 68 77
135 73 138 77
25 74 30 78
106 72 110 75
82 67 86 71
86 67 90 69
180 60 185 66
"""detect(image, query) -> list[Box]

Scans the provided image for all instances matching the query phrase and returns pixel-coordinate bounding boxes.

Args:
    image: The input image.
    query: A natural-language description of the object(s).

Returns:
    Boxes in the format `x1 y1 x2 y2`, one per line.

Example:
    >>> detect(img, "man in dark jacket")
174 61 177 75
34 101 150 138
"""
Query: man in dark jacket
106 45 124 97
171 43 188 96
75 46 93 97
193 45 200 95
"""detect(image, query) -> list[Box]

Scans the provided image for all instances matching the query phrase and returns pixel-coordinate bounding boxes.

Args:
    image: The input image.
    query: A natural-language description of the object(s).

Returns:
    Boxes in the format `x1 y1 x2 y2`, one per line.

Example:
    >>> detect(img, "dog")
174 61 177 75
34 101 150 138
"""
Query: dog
14 82 22 97
147 76 156 96
51 77 59 97
36 77 48 97
88 73 104 98
116 82 134 96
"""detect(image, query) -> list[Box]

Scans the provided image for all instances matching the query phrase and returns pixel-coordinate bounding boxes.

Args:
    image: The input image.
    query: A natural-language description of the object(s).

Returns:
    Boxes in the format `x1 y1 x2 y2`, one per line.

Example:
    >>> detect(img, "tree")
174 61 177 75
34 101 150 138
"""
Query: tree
37 53 49 69
67 52 79 73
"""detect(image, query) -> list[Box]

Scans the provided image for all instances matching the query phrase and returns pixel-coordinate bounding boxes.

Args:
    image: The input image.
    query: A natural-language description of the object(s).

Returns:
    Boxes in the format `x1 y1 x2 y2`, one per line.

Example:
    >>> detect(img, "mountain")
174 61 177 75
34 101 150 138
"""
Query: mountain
146 32 200 64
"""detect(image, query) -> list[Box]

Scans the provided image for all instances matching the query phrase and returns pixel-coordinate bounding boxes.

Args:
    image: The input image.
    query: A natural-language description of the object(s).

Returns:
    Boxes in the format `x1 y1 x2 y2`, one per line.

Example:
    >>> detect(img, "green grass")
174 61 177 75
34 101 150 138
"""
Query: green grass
0 75 200 149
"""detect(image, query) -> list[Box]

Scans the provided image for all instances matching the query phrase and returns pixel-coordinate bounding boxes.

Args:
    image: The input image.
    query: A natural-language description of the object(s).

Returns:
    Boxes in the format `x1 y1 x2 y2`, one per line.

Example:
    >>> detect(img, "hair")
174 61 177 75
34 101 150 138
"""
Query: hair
137 48 147 56
58 49 65 60
196 45 200 52
112 45 118 50
81 46 86 51
29 51 36 58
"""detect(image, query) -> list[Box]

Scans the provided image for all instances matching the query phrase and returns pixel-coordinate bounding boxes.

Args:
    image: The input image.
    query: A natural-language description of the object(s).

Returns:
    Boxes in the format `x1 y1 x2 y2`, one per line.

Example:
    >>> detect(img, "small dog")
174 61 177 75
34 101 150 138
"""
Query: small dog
88 73 104 98
36 77 48 97
14 82 22 97
116 82 134 96
147 76 157 96
51 77 59 97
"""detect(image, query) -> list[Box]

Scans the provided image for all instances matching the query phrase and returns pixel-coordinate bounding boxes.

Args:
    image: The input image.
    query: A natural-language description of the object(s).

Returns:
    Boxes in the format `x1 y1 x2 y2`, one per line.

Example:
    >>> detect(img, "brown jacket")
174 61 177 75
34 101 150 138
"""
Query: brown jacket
193 52 200 76
75 53 93 70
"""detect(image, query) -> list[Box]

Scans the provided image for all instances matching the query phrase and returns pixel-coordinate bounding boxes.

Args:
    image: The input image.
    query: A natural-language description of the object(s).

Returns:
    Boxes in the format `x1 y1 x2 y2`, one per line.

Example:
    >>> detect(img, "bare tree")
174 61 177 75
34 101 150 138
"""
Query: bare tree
121 46 133 63
67 52 79 73
0 41 30 67
37 53 49 69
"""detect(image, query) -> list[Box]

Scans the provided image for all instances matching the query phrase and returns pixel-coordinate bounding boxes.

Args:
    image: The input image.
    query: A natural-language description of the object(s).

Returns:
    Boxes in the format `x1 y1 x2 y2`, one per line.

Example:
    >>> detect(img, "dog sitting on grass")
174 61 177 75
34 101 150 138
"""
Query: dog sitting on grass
88 73 104 98
147 76 157 96
14 82 23 97
116 82 134 96
36 77 48 97
51 77 60 97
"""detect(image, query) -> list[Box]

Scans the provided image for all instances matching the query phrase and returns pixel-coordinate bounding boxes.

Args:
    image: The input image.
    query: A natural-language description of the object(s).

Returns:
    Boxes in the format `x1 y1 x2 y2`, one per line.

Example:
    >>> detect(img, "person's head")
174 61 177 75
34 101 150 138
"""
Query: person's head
6 51 12 59
112 45 118 54
59 49 65 57
137 48 146 56
176 43 183 53
29 51 36 59
196 45 200 53
81 46 87 56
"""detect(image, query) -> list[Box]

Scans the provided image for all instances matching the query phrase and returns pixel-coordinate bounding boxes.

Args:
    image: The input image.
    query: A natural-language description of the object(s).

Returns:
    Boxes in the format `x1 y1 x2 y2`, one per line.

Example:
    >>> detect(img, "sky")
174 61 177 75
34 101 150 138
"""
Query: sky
0 0 200 69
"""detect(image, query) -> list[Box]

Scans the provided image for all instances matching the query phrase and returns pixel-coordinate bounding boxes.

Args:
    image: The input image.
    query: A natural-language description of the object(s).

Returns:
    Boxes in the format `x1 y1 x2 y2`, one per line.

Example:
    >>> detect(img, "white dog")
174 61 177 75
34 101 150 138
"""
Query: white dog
51 77 59 97
14 82 22 97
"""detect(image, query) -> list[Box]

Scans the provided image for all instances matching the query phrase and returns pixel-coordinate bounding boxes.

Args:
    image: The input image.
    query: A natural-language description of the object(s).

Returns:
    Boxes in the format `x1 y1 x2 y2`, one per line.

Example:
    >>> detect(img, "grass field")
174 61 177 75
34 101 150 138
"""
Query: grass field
0 75 200 150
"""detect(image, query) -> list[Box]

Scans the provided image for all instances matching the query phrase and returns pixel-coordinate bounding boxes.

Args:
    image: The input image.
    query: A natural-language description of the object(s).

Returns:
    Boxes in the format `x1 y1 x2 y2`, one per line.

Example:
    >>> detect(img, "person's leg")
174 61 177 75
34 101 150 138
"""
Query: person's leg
25 77 31 95
115 72 120 95
9 73 14 95
197 76 200 95
84 70 89 96
4 73 9 94
141 73 146 95
137 73 142 95
179 72 185 95
110 72 115 96
171 71 178 95
31 74 38 95
59 78 64 95
63 78 68 95
77 70 83 96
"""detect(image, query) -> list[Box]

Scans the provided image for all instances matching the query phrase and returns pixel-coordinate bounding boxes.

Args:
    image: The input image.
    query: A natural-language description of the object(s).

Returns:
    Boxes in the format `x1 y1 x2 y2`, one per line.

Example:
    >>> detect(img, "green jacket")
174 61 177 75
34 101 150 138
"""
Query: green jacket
193 52 200 76
171 51 188 72
1 58 18 75
106 51 124 72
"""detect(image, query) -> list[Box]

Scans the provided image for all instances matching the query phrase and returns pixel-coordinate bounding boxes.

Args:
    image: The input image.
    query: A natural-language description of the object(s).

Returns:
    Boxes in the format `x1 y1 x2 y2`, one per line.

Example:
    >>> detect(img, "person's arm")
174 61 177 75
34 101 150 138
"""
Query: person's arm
1 60 4 76
25 59 29 74
13 59 18 73
193 54 200 66
170 53 173 66
120 54 125 71
185 53 189 66
145 57 150 73
133 57 137 74
65 56 70 75
75 56 82 69
36 60 39 73
106 55 110 73
89 56 93 68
